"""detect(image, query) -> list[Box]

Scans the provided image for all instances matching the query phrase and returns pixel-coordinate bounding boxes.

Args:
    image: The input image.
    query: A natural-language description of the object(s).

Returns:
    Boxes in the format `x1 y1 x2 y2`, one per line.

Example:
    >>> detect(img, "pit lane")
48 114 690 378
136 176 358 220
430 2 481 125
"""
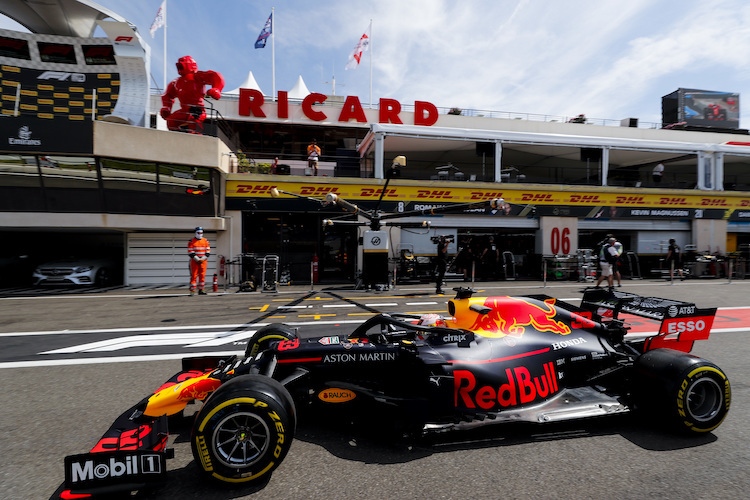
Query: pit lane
1 280 749 499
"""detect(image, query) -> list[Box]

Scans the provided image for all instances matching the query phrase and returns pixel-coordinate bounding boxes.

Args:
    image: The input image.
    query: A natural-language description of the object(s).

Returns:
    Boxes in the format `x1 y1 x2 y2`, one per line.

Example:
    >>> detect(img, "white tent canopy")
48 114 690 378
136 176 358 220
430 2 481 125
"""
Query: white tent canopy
287 75 310 100
225 70 264 95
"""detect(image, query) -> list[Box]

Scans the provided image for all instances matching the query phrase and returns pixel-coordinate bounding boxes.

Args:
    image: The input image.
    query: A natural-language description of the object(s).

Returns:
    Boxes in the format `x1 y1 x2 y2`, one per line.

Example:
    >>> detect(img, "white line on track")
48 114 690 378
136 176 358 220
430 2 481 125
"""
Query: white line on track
0 351 245 369
0 319 366 340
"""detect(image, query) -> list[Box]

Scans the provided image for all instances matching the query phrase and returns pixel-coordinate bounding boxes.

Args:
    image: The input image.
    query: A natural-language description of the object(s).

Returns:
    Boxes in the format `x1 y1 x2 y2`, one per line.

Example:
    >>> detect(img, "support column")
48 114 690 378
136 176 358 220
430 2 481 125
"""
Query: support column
494 141 503 182
374 133 385 179
715 152 724 191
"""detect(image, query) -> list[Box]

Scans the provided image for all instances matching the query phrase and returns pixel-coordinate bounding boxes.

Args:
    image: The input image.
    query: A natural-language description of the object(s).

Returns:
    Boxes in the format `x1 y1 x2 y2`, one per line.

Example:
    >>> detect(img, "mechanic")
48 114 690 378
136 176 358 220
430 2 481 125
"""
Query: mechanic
160 55 224 133
665 238 685 280
435 235 449 294
608 234 624 287
188 227 211 295
595 237 619 289
307 139 321 176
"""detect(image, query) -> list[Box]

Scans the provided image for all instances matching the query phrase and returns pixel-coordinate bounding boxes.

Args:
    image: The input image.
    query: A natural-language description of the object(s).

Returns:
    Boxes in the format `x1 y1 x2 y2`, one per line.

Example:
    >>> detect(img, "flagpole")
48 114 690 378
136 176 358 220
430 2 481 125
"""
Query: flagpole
163 0 167 90
272 7 276 100
369 19 373 108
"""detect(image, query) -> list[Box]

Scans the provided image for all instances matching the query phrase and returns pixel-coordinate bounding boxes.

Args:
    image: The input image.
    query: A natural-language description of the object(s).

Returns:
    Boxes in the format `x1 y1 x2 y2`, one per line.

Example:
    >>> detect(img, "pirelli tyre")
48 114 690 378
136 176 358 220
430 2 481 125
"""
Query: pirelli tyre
633 348 731 434
245 323 298 358
191 374 296 485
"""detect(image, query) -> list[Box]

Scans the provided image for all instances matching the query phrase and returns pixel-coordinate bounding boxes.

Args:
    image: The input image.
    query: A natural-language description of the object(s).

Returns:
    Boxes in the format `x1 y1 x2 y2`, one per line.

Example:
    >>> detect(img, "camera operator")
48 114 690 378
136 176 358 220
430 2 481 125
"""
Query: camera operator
434 235 449 294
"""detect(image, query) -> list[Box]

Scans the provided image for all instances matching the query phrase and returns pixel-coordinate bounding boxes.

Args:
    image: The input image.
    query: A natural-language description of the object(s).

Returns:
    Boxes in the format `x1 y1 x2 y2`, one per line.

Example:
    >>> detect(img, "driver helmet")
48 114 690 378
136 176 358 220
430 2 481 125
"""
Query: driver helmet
418 313 446 328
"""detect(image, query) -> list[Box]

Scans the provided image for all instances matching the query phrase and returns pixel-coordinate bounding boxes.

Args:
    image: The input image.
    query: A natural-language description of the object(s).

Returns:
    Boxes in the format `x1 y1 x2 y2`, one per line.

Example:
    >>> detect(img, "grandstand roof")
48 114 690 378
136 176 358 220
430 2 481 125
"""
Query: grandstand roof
0 0 125 38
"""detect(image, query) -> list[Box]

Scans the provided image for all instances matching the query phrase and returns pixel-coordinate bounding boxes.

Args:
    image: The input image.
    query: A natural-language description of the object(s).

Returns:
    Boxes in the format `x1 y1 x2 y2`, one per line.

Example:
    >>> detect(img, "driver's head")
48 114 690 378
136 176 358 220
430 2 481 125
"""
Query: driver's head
418 313 446 327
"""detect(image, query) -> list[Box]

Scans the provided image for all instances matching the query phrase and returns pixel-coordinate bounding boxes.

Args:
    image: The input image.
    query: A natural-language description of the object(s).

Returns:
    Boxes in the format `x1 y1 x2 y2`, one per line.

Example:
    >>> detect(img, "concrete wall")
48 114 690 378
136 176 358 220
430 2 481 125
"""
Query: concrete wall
692 218 728 254
94 120 233 172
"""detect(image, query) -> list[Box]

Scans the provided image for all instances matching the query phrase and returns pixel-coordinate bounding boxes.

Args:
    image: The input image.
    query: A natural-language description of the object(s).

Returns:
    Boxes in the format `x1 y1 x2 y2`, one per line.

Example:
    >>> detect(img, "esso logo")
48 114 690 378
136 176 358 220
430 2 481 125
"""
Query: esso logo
667 319 706 334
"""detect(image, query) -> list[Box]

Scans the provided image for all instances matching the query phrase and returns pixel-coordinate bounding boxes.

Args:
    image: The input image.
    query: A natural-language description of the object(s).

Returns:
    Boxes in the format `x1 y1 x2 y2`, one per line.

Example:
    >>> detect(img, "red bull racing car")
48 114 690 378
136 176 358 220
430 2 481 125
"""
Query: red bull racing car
61 287 731 498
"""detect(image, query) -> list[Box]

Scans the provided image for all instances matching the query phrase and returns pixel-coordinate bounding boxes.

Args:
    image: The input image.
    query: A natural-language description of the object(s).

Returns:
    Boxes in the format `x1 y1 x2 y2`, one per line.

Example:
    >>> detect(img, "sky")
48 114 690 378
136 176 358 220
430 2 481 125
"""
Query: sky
3 0 750 127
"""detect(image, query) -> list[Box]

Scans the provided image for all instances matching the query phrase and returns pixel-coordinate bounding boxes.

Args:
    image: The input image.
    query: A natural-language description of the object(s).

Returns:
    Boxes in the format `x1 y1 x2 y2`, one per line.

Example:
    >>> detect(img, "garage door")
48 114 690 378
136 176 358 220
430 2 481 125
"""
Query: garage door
126 232 217 286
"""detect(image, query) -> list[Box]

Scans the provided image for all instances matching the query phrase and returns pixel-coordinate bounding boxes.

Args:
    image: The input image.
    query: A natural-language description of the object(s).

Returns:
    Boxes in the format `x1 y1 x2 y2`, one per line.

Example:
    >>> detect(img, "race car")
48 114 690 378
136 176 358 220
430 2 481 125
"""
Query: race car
61 287 731 498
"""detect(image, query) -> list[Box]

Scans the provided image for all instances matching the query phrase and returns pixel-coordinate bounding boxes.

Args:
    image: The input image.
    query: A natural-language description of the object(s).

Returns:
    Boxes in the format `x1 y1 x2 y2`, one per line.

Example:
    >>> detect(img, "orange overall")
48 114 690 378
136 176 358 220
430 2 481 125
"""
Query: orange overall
188 236 211 292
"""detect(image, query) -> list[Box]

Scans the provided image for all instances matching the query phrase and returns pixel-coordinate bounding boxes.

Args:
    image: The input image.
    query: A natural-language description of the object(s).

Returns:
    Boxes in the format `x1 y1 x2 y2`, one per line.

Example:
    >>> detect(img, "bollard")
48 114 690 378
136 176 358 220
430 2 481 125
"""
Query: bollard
728 259 733 284
310 262 314 292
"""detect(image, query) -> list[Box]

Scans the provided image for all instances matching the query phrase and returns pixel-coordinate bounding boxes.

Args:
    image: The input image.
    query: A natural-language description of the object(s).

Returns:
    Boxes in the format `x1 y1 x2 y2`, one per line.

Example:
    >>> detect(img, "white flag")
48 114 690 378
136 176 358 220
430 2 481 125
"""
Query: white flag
345 26 370 70
150 1 166 38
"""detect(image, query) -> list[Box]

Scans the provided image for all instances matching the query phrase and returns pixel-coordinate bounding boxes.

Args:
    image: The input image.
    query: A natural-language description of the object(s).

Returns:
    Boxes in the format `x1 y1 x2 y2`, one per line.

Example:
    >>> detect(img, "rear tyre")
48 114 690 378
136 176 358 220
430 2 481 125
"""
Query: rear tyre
633 348 731 433
191 375 296 484
245 323 297 358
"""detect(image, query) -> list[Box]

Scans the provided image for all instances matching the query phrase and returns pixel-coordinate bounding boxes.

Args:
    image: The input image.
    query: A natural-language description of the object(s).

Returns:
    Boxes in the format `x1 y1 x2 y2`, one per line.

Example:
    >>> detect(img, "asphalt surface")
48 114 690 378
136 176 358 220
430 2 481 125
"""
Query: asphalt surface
1 278 749 499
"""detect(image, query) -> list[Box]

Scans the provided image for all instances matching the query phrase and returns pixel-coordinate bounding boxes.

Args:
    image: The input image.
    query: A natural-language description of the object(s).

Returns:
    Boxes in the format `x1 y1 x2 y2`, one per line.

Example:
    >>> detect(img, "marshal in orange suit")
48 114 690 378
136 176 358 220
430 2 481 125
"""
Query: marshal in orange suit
188 226 210 295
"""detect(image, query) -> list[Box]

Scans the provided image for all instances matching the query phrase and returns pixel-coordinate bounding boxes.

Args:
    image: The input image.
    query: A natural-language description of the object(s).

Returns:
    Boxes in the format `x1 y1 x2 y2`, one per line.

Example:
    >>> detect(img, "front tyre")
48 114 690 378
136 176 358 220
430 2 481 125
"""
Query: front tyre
191 375 296 484
634 349 731 433
245 323 297 358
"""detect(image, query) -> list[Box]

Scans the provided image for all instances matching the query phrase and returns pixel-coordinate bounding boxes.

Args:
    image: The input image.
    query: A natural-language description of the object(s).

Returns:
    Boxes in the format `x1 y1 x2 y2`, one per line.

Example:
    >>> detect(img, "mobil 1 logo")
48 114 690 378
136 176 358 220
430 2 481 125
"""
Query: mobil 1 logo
64 450 166 489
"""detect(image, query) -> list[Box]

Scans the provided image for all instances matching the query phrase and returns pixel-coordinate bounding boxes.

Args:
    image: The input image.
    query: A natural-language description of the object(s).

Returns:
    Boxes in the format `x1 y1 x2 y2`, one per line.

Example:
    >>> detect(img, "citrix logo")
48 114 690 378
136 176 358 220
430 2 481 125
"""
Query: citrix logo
442 333 467 343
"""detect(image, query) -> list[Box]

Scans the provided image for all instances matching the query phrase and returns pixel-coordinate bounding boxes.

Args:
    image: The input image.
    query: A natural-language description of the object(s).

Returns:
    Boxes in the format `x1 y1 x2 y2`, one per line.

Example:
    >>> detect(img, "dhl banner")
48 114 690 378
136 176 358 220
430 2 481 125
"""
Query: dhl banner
226 179 750 219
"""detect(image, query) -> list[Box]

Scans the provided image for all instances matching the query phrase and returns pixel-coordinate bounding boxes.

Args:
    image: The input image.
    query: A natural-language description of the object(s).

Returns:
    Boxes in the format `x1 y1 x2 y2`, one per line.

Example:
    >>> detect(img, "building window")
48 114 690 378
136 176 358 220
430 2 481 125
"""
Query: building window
0 154 43 211
158 163 214 216
82 45 116 65
158 163 209 194
100 158 157 192
100 158 157 214
39 156 100 212
37 42 77 64
0 35 31 60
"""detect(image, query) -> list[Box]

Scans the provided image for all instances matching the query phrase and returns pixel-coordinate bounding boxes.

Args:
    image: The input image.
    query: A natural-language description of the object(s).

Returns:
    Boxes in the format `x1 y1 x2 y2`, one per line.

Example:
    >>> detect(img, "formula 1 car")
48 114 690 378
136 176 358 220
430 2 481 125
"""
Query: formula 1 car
61 287 731 498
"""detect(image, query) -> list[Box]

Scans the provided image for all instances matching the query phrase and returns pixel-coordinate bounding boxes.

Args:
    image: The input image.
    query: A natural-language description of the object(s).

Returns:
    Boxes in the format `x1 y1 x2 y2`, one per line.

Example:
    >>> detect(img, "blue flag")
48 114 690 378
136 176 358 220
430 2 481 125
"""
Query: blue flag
255 13 272 49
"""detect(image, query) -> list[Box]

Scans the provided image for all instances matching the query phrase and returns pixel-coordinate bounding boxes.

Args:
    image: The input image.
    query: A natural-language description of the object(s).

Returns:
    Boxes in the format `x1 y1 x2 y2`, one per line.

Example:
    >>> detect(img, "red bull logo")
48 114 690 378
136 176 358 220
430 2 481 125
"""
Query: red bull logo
468 297 571 338
177 377 222 402
454 363 559 410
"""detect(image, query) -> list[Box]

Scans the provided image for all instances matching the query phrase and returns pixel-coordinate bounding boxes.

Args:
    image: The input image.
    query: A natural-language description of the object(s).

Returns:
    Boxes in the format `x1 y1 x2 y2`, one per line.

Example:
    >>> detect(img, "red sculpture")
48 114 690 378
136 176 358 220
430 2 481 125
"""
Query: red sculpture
160 55 225 133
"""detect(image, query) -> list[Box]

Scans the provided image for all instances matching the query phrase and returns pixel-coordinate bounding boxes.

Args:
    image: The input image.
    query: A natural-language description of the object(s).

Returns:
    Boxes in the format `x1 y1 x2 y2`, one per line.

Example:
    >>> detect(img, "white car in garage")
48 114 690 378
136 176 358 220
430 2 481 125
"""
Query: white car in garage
32 258 116 287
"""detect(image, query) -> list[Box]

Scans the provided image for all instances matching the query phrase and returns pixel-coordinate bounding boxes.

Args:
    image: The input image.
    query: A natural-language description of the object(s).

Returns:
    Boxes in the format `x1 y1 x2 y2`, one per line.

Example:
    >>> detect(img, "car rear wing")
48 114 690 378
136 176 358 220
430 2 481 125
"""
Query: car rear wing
581 287 717 352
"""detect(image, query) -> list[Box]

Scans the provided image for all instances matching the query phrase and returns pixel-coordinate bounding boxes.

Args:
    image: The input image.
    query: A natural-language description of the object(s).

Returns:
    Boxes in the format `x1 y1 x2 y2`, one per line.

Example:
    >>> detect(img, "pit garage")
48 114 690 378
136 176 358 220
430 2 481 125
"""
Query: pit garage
0 230 124 287
125 232 218 286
